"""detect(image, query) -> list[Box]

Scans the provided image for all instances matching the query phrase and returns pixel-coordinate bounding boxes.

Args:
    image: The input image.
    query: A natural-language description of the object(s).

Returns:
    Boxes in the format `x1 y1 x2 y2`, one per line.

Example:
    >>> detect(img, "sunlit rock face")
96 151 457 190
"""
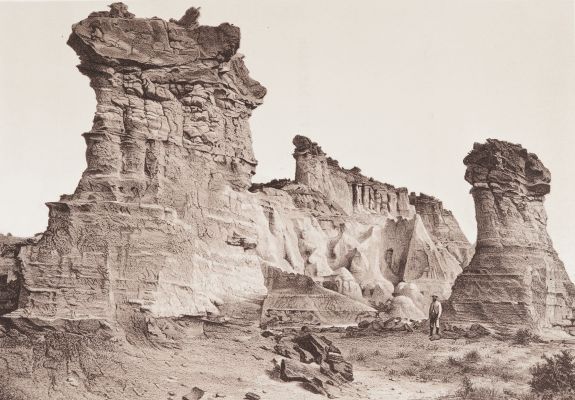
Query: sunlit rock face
253 136 472 317
293 135 414 218
445 139 575 329
15 4 269 322
3 4 472 325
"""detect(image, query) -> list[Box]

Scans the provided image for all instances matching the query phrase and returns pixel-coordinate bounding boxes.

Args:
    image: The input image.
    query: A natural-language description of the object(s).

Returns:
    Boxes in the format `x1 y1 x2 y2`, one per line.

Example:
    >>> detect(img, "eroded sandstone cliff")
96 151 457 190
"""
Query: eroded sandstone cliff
3 4 472 328
16 4 269 323
445 139 575 329
409 192 474 268
253 136 472 318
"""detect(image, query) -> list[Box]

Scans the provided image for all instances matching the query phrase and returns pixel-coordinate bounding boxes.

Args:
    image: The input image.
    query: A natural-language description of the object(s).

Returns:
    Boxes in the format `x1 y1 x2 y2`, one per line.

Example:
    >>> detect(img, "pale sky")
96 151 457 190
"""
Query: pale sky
1 1 574 277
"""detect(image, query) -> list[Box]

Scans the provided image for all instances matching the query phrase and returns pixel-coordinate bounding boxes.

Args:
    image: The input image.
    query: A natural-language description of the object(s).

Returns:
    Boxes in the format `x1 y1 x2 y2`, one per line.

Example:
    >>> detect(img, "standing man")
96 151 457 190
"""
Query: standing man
429 295 442 337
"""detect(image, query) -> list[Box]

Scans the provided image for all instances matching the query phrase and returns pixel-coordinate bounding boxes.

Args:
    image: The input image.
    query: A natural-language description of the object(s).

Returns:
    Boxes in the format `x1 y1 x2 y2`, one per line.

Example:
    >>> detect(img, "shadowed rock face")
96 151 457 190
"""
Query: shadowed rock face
0 235 33 315
446 139 575 329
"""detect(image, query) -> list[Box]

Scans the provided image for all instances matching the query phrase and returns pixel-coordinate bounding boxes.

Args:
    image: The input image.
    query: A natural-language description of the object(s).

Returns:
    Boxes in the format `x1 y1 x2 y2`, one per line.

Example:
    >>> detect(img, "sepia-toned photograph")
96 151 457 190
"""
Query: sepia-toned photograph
1 1 574 399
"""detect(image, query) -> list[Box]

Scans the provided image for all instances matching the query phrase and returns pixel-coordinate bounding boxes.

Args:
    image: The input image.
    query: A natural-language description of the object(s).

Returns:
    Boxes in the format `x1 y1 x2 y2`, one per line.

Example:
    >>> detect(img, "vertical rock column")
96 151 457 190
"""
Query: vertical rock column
13 3 267 322
446 139 575 329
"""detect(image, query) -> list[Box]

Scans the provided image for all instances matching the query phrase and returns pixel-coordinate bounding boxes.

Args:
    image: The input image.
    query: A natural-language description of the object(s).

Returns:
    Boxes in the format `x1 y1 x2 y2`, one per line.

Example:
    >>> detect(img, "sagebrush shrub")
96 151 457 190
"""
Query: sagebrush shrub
530 350 575 394
514 329 540 345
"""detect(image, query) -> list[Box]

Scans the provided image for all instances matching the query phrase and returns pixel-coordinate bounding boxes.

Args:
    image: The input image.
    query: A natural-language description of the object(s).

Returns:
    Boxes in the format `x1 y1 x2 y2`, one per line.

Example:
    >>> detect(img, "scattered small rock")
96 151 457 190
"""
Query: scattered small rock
182 386 205 400
244 392 260 400
66 376 79 387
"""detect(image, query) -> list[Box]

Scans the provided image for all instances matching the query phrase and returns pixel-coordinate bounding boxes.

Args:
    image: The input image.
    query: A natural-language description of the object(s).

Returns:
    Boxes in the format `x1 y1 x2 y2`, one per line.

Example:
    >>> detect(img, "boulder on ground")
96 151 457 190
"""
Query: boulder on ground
266 327 354 396
280 359 330 397
182 387 205 400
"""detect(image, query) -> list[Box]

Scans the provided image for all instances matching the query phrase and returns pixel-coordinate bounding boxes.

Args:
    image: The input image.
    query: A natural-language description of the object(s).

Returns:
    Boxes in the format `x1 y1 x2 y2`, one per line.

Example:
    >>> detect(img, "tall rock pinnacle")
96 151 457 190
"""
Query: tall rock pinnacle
13 4 268 321
446 139 575 329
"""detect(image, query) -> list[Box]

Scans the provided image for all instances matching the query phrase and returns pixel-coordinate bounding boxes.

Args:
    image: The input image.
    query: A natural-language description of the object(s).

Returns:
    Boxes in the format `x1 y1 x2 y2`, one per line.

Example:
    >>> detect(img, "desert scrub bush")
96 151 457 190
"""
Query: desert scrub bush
423 359 434 370
455 377 505 399
446 353 520 382
463 350 481 363
350 351 368 362
448 356 463 367
530 350 575 395
418 372 434 382
346 347 362 361
456 376 474 398
467 386 503 399
474 363 518 382
394 350 409 359
516 392 575 400
514 328 541 345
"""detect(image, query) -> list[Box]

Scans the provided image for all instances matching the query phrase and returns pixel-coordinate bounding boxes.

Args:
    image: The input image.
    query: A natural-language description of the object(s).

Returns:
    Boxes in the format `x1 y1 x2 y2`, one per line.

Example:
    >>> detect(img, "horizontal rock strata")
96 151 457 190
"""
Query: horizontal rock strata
254 136 472 319
14 4 268 322
445 139 575 329
2 4 472 327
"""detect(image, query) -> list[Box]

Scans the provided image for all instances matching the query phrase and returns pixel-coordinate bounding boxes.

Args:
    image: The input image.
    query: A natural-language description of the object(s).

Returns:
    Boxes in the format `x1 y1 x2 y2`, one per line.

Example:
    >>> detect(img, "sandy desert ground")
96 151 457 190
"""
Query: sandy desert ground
2 307 572 400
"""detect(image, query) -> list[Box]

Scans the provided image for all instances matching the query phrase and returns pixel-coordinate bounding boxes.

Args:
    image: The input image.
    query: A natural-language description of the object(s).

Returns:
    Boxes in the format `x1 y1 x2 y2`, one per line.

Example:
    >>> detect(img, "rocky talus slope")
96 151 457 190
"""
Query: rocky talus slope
445 139 575 329
1 4 470 330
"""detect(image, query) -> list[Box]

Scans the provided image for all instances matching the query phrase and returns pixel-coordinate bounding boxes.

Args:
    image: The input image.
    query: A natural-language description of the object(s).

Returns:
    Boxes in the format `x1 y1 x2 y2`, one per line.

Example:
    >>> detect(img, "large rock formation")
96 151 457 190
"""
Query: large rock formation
14 4 269 323
253 135 472 318
445 139 575 329
2 4 472 328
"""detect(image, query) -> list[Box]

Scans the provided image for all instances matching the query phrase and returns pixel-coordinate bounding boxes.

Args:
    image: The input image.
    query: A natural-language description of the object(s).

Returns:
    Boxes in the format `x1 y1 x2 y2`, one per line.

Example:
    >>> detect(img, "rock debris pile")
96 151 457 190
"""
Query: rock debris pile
264 327 354 397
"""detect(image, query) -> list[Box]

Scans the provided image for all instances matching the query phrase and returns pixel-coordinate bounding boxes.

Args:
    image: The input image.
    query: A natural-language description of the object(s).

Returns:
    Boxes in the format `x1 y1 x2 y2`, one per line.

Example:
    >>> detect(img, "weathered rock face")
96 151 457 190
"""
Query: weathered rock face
3 4 472 326
15 4 269 322
293 135 414 218
445 139 575 329
0 235 30 315
254 136 472 317
409 193 474 268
